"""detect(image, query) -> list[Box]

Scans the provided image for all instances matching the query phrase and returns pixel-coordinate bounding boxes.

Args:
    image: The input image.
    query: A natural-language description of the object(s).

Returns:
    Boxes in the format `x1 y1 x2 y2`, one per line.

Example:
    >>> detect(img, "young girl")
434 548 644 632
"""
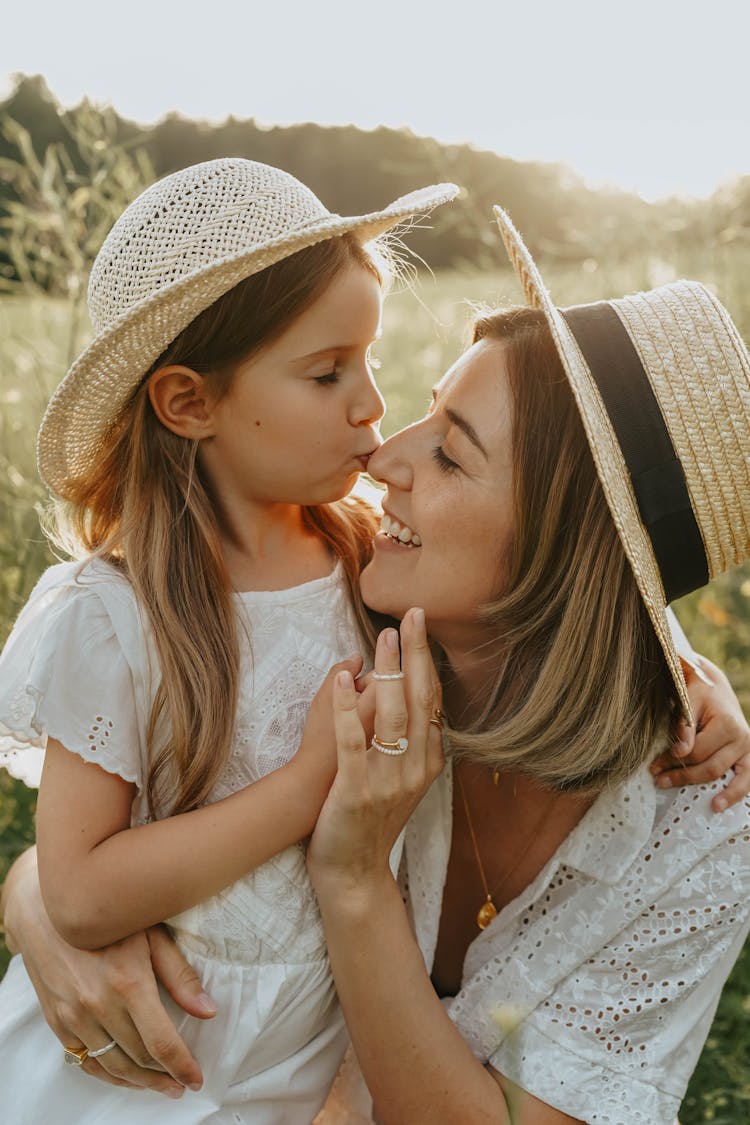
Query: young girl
0 157 457 1124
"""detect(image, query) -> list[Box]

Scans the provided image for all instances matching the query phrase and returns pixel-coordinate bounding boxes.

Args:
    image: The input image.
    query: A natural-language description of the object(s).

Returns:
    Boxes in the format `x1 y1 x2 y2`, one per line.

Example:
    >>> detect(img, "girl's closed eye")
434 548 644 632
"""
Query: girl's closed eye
432 445 460 473
314 370 339 386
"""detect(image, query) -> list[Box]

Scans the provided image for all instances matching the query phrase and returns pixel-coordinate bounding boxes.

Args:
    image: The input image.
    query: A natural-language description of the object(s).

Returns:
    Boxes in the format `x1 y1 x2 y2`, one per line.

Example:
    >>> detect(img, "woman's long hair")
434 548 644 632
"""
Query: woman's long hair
53 234 381 815
447 306 679 792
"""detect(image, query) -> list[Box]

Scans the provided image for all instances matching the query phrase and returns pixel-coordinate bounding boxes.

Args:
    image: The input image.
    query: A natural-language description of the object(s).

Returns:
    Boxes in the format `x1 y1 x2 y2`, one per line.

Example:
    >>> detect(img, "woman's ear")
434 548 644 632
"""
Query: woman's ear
148 365 217 439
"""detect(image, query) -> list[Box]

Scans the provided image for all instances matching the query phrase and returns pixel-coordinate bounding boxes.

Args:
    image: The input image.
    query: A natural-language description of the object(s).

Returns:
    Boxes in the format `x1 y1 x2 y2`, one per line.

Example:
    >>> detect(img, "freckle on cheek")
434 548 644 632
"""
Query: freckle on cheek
254 420 261 427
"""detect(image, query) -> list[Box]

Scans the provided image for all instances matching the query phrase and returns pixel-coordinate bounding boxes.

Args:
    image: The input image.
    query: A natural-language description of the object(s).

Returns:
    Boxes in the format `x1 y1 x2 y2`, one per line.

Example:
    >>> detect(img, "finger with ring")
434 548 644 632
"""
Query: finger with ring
429 708 444 731
371 735 409 756
88 1039 118 1058
372 671 405 681
63 1044 90 1066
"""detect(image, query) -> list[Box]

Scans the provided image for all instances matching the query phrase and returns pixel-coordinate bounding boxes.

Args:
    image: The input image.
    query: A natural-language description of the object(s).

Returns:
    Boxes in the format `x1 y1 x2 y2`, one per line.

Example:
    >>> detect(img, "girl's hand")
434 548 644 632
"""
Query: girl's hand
307 609 444 894
651 655 750 812
293 655 364 795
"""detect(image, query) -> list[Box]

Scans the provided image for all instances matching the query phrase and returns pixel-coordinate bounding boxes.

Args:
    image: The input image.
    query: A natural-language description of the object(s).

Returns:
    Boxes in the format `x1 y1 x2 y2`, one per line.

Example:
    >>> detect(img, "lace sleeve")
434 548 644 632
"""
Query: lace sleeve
485 810 750 1125
0 566 144 789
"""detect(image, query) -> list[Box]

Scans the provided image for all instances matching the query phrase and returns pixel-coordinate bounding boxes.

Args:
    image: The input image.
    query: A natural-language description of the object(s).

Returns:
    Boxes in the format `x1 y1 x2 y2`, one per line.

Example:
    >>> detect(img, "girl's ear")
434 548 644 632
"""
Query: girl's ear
148 366 218 439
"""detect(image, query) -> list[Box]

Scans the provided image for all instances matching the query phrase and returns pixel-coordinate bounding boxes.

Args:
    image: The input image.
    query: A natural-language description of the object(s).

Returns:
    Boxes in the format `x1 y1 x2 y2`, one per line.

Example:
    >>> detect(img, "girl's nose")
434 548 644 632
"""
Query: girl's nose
350 368 386 428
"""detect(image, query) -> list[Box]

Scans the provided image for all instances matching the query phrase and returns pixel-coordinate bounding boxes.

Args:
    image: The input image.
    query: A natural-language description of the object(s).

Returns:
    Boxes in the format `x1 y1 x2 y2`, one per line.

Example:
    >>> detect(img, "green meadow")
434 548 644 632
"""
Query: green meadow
1 257 749 1122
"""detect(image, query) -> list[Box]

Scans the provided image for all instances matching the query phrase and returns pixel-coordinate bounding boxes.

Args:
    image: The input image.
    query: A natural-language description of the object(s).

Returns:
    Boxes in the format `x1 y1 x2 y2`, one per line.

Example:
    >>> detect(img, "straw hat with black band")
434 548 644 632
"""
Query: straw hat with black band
37 159 459 499
493 206 750 724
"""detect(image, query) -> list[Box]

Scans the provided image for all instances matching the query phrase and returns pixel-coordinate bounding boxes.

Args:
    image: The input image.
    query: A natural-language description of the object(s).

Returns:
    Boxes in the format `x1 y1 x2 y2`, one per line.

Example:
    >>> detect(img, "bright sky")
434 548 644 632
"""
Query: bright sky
2 0 748 201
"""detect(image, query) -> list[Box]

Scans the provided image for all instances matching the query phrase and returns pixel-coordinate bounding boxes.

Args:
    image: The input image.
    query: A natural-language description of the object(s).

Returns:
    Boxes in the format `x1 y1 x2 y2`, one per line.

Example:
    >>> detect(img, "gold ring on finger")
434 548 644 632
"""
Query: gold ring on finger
371 735 408 756
429 708 444 730
63 1044 90 1067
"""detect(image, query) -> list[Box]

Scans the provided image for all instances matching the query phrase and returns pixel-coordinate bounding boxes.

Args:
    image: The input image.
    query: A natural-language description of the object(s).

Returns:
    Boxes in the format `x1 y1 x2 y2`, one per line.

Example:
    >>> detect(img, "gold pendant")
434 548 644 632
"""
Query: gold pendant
477 896 498 930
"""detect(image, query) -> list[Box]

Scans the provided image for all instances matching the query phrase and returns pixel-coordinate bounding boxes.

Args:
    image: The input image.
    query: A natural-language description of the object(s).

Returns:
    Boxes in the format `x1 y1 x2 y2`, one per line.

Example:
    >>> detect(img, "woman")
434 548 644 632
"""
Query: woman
307 208 750 1123
3 207 750 1122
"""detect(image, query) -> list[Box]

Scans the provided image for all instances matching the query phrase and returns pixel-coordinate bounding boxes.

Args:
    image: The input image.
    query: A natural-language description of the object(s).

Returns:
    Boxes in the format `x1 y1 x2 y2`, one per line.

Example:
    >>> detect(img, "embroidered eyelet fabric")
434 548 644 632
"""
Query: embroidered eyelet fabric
0 557 365 1123
399 763 750 1125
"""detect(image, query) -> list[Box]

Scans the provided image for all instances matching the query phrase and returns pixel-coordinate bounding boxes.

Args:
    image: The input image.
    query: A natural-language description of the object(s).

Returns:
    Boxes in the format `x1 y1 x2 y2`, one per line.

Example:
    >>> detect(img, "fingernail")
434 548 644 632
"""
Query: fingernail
384 628 399 652
675 741 691 756
197 991 217 1015
337 670 353 689
714 796 728 813
656 776 672 788
166 1086 184 1099
188 1082 203 1092
411 607 425 629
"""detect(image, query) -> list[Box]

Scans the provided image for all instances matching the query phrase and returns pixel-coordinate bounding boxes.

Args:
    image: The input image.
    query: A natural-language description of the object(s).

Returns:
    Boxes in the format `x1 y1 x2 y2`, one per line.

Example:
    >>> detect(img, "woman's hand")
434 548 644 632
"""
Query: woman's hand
307 608 444 895
1 848 214 1096
651 655 750 812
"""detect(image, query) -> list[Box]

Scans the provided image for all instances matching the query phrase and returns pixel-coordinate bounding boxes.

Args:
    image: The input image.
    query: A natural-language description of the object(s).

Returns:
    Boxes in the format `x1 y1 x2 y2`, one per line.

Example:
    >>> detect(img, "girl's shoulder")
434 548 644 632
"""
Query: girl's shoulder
0 559 150 788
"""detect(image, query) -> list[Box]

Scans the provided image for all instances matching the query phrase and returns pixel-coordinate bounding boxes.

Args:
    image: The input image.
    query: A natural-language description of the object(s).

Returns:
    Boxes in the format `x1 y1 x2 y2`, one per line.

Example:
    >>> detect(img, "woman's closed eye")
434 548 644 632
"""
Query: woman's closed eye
432 445 460 473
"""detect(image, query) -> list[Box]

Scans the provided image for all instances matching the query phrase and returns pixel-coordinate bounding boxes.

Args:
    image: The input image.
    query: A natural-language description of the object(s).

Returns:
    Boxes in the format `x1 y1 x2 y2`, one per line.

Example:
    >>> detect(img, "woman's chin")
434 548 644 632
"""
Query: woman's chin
359 558 409 618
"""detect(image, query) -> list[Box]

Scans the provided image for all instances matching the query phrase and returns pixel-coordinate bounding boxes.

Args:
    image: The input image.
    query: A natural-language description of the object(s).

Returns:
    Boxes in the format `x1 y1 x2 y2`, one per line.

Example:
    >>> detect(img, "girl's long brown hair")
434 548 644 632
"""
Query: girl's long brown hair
54 234 380 815
447 306 679 792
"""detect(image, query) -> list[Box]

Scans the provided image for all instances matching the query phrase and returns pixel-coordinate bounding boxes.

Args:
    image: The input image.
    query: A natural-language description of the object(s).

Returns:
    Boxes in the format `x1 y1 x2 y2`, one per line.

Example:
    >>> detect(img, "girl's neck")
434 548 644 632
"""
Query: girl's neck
220 504 333 593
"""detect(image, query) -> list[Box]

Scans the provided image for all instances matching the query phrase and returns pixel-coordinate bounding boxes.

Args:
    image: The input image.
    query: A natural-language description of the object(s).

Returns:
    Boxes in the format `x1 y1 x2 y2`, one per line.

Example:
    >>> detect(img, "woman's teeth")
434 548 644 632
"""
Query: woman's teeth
380 514 421 547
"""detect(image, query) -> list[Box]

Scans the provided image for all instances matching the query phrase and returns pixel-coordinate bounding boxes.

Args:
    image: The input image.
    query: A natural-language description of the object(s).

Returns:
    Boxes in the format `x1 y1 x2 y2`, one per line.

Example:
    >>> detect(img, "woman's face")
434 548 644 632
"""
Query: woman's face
360 338 515 653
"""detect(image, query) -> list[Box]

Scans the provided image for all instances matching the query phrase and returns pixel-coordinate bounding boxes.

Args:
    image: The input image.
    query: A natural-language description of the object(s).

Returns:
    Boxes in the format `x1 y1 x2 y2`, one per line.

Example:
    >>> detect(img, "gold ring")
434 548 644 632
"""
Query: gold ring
371 735 408 756
63 1044 90 1067
429 708 444 730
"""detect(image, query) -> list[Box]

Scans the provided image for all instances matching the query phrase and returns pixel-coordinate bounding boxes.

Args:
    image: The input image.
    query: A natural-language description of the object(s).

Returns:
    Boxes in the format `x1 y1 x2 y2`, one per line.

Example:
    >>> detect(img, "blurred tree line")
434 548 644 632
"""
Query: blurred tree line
2 72 749 283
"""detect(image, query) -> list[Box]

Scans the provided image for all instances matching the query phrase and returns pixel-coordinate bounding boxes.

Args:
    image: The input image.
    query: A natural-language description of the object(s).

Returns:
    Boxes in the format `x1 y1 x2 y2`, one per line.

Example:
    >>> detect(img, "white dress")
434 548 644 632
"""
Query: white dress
0 556 364 1125
400 764 750 1125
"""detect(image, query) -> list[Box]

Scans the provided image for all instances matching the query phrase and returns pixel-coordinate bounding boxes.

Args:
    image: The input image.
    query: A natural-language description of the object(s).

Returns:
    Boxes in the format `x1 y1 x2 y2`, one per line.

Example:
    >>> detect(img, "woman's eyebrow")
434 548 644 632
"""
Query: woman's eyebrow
430 389 488 459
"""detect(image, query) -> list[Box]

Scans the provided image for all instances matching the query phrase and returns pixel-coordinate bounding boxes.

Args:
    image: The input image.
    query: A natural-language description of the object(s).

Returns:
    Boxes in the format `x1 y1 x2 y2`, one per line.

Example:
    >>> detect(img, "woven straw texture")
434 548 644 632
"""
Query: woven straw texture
493 206 750 721
38 159 458 495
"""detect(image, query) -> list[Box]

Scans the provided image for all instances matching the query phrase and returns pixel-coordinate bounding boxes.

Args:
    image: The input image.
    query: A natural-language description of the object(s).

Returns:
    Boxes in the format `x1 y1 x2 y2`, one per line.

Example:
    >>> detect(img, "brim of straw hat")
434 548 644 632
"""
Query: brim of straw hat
38 183 458 497
492 205 692 721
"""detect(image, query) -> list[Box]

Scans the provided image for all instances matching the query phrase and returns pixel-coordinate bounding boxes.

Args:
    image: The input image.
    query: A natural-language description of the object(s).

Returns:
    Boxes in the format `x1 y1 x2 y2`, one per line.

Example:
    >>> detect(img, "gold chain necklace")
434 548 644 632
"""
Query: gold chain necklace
455 766 558 931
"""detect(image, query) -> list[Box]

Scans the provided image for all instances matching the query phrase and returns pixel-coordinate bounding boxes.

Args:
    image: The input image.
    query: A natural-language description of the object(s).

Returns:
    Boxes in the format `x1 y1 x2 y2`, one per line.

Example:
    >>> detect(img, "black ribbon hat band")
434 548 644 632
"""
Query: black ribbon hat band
560 302 709 603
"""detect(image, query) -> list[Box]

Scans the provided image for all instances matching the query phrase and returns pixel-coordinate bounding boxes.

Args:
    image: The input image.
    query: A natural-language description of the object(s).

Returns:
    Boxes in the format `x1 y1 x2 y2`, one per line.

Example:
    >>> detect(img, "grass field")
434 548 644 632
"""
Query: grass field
1 258 749 1122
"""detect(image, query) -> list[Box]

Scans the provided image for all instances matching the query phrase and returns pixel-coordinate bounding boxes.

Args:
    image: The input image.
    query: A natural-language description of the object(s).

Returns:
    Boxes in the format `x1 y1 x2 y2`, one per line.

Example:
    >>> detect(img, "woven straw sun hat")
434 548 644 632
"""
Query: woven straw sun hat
493 206 750 722
37 158 458 496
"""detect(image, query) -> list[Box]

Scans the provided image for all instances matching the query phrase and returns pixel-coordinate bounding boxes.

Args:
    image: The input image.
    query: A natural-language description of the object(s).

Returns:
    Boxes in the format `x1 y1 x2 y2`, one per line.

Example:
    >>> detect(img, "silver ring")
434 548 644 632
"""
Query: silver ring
371 735 408 756
88 1040 117 1058
372 671 404 681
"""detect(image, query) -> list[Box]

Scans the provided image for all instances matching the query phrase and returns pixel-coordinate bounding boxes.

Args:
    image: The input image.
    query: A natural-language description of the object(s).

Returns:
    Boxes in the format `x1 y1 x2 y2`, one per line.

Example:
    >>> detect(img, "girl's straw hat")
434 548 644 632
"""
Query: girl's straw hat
38 159 458 495
493 206 750 721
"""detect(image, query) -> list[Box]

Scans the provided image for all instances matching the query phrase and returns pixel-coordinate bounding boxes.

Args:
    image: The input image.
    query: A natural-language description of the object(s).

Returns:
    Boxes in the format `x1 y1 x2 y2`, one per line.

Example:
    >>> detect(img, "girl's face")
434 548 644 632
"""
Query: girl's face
360 339 515 653
200 262 385 508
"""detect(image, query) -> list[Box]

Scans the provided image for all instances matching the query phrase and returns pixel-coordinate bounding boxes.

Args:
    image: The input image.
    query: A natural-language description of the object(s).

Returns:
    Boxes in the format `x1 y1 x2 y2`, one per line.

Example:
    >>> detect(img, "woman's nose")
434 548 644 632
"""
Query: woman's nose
367 428 413 490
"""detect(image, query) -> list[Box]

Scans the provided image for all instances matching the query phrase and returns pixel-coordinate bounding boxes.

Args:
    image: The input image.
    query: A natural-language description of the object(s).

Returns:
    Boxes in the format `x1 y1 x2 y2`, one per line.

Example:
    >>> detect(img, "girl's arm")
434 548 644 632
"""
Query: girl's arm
37 656 360 950
651 655 750 809
307 616 582 1125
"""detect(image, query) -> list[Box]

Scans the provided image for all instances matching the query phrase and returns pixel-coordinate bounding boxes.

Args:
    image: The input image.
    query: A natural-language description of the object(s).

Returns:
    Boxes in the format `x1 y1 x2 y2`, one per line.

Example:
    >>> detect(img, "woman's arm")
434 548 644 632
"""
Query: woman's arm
1 846 210 1095
37 656 360 949
308 617 581 1125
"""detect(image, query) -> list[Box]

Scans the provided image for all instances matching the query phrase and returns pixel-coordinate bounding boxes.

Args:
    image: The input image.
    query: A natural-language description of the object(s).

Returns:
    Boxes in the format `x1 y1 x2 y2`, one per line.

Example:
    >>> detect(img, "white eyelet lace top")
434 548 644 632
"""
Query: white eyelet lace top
397 763 750 1125
0 557 365 1124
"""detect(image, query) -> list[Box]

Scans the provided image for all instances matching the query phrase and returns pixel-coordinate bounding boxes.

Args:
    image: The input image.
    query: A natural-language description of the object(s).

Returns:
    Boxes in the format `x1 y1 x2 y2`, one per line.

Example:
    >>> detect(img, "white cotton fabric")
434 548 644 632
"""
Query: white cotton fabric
0 557 366 1124
399 764 750 1125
